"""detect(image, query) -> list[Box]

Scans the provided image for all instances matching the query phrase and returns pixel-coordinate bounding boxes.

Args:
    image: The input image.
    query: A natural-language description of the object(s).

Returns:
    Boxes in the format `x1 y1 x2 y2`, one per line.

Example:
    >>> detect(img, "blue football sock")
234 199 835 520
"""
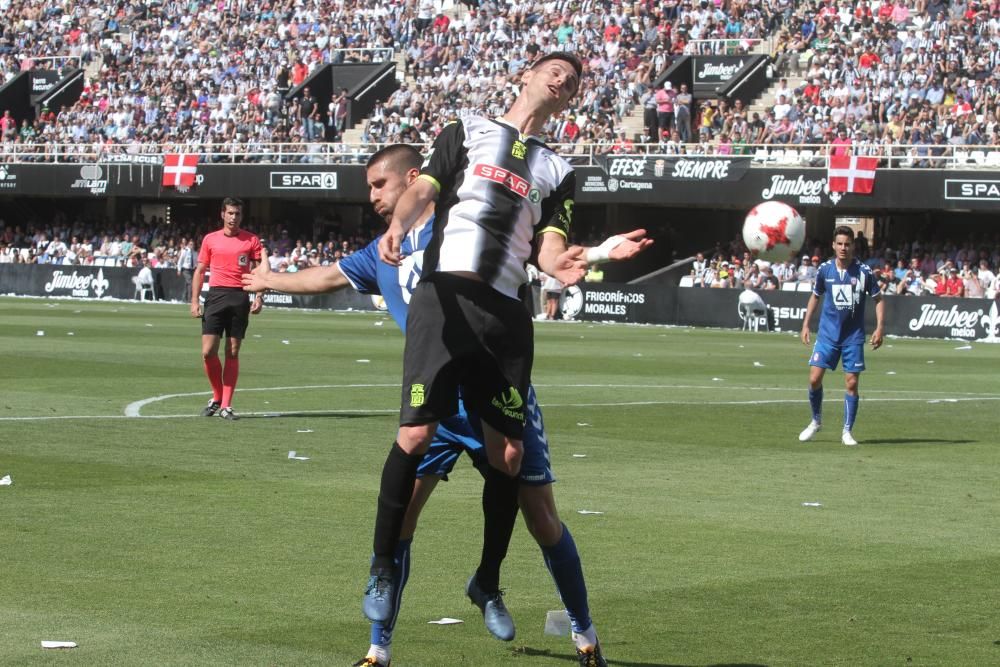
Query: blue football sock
370 538 412 646
541 523 592 634
808 386 824 423
844 393 859 431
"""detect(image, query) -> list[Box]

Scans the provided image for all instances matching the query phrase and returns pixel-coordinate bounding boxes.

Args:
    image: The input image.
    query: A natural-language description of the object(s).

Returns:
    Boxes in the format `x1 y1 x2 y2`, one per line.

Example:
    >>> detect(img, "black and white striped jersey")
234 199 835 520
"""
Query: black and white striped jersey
418 115 575 299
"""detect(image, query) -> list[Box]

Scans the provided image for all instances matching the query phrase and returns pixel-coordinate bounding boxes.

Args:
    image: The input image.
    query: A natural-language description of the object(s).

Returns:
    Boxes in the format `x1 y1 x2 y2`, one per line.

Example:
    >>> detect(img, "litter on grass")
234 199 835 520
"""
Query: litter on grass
544 610 571 636
753 361 765 367
802 502 823 507
287 451 310 461
954 345 972 350
356 359 370 363
577 510 605 515
572 454 588 458
0 474 11 486
576 422 591 427
296 429 314 433
428 618 463 625
41 641 77 649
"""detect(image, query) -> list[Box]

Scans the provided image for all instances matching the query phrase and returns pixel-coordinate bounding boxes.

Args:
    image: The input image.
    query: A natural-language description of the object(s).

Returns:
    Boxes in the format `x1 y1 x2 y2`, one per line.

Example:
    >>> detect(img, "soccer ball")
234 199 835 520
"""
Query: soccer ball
742 201 805 262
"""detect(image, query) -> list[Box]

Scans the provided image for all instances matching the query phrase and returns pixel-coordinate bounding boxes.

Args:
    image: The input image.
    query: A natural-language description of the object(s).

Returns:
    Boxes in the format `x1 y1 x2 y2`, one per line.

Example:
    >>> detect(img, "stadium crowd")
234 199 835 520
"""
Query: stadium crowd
744 0 1000 163
690 230 1000 298
5 0 993 159
0 217 375 270
0 0 764 157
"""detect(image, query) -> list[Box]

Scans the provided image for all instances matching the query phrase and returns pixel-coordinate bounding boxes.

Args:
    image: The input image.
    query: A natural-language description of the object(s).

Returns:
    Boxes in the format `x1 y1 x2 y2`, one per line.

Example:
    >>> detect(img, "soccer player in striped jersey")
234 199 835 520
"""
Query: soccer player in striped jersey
244 145 649 666
799 226 885 446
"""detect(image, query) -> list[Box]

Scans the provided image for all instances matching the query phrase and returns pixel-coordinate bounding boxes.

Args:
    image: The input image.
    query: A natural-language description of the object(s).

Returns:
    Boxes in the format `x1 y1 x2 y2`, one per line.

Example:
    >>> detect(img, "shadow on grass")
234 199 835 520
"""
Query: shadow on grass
511 646 766 667
862 438 975 445
237 411 390 420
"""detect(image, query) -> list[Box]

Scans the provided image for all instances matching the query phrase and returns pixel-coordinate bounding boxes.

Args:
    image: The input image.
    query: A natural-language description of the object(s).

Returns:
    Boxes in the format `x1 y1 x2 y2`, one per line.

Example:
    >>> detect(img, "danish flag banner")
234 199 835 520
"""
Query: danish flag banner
827 155 878 194
162 153 199 187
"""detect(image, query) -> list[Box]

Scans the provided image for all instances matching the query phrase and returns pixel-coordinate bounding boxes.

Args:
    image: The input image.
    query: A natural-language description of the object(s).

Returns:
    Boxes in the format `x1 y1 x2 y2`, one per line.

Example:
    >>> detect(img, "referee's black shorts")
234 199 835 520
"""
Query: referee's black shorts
202 287 251 338
400 273 533 440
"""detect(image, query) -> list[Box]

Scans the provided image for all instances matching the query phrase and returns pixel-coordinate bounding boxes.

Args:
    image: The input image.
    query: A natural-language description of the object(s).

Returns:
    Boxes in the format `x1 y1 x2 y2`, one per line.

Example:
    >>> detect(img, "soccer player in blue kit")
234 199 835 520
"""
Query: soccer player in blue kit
799 226 885 446
243 144 650 666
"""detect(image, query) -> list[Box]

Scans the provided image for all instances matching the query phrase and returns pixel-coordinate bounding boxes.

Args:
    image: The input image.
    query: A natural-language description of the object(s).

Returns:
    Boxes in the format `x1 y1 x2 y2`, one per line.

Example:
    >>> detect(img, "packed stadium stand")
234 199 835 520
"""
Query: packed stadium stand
3 0 1000 299
1 0 996 163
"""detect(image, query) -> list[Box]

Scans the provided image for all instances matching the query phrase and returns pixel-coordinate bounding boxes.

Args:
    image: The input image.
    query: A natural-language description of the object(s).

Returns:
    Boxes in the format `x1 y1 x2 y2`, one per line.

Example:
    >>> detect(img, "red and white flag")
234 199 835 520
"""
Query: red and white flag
162 153 198 188
828 154 877 194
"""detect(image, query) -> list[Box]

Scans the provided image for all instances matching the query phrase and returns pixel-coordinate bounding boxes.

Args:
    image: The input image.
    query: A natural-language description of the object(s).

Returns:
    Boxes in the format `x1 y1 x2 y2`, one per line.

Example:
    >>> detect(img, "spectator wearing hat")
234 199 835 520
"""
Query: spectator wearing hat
798 255 816 283
654 81 676 135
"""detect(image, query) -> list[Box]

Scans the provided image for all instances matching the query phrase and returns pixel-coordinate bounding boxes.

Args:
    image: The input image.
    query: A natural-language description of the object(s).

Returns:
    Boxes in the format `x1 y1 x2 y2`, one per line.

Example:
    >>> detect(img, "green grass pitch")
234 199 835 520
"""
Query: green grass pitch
2 297 999 666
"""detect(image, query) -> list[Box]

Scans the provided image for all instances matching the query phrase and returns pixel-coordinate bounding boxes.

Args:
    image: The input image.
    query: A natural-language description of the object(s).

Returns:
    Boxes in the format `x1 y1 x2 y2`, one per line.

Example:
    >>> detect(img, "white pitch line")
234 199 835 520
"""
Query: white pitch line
123 383 398 417
2 396 999 423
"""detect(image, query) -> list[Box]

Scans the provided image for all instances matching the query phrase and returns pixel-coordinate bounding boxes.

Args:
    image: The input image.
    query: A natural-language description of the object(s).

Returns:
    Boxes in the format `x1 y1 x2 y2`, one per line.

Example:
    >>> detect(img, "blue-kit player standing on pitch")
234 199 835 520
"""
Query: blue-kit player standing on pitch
799 225 885 446
242 144 651 666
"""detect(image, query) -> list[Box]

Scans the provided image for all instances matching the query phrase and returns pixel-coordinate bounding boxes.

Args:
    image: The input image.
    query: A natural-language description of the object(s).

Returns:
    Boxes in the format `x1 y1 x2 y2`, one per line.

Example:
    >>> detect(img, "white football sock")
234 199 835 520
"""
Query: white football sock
367 644 390 665
572 624 598 650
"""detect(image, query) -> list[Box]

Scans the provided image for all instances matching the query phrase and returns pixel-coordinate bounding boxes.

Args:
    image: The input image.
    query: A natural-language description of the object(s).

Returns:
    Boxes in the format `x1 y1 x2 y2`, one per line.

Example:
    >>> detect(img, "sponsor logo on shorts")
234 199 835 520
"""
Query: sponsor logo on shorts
409 384 425 407
491 386 525 423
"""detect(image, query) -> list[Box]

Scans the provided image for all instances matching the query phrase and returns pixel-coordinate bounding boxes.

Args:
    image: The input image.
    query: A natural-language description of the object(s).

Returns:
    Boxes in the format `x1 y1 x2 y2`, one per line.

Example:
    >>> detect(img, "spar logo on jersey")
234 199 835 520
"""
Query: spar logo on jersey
474 164 531 198
238 254 249 267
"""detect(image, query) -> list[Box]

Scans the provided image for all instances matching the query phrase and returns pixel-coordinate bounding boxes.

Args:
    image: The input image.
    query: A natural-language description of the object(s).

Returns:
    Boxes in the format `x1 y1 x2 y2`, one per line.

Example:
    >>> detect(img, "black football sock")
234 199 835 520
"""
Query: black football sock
475 465 520 593
371 442 422 574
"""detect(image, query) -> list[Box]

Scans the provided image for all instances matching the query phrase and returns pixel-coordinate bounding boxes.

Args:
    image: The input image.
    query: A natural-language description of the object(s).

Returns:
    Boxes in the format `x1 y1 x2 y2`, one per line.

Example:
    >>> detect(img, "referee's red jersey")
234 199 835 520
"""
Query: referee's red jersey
197 230 262 288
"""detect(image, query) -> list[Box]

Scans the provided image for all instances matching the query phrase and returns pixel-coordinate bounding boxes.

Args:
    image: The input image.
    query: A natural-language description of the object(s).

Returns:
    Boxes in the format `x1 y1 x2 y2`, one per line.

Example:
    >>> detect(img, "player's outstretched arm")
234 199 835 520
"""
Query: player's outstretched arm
537 231 587 287
871 295 885 350
583 229 654 264
242 247 350 295
800 293 820 345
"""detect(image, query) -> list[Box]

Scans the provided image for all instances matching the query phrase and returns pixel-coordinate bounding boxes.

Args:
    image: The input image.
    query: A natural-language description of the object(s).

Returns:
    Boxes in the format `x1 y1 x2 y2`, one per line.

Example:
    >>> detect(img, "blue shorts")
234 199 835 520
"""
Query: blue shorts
417 386 555 486
809 340 866 374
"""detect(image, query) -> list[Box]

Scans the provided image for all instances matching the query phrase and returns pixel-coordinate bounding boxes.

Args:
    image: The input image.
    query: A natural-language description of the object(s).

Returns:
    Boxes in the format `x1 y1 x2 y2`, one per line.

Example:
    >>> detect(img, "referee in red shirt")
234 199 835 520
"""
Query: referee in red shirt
190 198 263 420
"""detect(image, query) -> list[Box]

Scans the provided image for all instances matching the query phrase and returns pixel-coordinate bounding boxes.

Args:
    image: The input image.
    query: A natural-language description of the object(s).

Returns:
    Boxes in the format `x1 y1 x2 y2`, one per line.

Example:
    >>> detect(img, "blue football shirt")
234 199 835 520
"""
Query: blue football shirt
813 258 881 346
338 221 431 332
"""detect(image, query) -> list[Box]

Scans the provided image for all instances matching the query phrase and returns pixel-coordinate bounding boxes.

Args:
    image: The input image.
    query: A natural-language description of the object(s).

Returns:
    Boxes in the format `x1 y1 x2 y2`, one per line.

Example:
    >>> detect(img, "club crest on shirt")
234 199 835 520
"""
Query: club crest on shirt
238 254 248 267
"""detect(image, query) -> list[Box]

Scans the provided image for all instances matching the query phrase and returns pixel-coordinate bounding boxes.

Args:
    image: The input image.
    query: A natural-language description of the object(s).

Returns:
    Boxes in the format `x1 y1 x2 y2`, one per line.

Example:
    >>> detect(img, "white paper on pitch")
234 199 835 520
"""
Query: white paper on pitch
428 618 463 625
41 641 77 649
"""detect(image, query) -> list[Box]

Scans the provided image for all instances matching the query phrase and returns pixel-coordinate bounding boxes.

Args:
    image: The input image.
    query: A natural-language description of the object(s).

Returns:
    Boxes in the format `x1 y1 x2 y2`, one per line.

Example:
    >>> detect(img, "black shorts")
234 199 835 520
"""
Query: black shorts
202 287 251 338
400 273 533 439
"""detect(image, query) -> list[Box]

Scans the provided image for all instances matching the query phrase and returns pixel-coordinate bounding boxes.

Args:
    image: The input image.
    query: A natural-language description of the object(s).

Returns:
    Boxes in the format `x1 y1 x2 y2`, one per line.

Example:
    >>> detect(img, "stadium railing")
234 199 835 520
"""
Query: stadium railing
684 38 765 55
2 143 999 170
